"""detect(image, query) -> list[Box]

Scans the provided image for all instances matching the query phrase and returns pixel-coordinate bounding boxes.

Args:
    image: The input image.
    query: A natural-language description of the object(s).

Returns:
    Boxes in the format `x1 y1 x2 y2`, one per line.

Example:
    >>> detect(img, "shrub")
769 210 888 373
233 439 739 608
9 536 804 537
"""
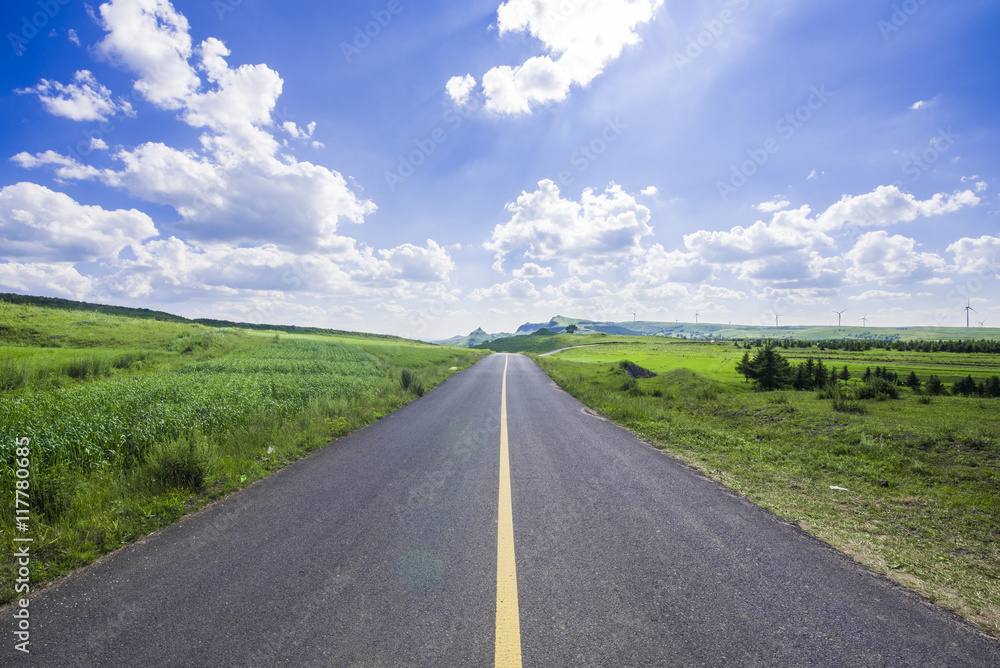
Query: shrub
0 360 30 391
926 375 945 395
400 368 416 391
64 356 111 380
815 384 839 400
832 395 867 414
32 469 75 522
142 433 213 491
113 352 147 369
854 377 899 400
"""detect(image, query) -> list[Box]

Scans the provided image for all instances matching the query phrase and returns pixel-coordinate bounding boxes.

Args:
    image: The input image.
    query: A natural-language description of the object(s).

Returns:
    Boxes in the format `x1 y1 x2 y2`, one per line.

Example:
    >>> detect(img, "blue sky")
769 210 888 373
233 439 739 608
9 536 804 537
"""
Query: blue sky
2 0 998 340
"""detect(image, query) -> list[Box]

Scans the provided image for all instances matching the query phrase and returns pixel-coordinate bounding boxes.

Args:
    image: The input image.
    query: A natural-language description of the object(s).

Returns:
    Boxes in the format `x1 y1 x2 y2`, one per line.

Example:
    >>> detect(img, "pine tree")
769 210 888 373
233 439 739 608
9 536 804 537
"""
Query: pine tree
743 346 794 391
839 365 850 381
736 351 752 382
905 371 921 389
813 360 828 388
953 375 977 397
802 358 816 390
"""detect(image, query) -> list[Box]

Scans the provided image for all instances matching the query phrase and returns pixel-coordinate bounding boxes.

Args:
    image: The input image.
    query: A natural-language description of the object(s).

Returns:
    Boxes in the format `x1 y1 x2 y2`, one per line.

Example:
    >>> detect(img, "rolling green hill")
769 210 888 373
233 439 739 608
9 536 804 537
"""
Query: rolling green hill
0 293 404 342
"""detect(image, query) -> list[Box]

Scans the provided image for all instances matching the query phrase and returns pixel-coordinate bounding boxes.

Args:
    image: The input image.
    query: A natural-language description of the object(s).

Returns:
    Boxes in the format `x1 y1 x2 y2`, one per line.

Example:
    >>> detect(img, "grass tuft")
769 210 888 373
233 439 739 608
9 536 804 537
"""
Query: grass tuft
142 433 214 491
0 359 30 390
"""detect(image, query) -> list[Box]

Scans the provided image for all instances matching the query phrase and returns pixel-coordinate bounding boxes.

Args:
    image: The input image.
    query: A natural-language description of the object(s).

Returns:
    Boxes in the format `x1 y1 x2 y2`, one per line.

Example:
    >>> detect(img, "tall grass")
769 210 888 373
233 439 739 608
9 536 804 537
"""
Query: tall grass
536 346 1000 638
0 325 485 602
0 359 29 390
0 339 380 472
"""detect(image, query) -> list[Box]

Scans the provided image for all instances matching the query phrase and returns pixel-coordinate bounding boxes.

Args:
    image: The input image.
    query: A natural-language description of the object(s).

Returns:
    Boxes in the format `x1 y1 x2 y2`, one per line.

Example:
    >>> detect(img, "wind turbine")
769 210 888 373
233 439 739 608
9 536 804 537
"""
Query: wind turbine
632 312 637 322
979 320 987 328
833 309 846 326
774 313 783 328
695 312 700 324
860 313 869 327
964 300 976 328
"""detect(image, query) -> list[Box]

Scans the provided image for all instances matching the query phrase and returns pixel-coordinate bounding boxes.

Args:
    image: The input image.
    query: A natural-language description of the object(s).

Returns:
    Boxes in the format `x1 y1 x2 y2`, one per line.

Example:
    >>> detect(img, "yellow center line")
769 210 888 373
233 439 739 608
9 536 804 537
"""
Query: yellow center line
496 355 523 667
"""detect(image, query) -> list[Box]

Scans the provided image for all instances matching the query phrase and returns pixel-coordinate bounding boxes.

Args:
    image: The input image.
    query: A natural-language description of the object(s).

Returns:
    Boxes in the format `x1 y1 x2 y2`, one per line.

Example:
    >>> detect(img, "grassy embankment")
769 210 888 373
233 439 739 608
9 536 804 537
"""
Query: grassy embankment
496 335 1000 637
0 300 485 601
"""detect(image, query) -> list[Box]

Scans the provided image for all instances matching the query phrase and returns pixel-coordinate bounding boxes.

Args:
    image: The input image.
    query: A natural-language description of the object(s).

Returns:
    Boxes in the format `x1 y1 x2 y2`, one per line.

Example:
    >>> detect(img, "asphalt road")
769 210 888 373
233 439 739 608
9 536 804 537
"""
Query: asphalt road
4 353 998 666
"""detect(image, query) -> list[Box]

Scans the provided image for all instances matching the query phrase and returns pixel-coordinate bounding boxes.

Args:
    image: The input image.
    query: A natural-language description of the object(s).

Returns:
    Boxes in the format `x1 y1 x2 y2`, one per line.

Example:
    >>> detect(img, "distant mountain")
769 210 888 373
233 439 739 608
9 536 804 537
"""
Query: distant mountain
434 327 512 348
513 315 642 337
438 314 1000 346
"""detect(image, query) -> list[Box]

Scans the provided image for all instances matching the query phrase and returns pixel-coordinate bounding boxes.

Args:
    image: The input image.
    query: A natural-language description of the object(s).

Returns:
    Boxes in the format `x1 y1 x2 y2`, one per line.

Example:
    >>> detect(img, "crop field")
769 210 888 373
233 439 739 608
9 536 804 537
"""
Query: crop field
0 301 485 600
532 338 1000 637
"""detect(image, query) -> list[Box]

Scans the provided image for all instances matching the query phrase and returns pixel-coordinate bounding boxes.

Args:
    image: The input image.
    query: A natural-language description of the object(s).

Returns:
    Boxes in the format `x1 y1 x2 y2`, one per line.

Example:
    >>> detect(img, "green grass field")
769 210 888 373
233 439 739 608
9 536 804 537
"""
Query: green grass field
0 300 485 601
532 339 1000 637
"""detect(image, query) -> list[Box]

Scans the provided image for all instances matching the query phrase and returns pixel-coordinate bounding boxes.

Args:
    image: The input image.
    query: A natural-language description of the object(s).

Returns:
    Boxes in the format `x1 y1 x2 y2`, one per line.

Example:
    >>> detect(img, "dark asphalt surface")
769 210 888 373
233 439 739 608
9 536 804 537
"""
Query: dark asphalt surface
4 353 999 666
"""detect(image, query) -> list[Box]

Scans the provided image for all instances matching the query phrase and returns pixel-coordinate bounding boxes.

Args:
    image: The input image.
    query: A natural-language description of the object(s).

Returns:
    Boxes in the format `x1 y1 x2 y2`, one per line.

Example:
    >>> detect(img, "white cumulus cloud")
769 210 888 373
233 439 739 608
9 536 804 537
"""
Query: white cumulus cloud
485 179 653 273
512 262 555 279
0 262 94 300
850 290 912 301
446 74 477 106
452 0 663 114
755 199 791 213
469 278 540 301
0 182 157 263
845 231 946 284
816 185 979 230
947 235 1000 274
16 70 132 122
94 0 201 109
14 0 375 254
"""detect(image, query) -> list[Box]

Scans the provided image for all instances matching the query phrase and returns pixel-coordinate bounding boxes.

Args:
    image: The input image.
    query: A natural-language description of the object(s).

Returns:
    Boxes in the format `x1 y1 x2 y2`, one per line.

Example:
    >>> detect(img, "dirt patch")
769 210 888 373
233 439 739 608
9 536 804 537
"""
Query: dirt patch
621 361 657 379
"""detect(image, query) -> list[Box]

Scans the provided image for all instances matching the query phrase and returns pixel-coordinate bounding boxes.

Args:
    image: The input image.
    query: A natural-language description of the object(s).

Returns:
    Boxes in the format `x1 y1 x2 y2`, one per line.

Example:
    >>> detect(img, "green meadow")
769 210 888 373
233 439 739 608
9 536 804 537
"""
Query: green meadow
522 337 1000 637
0 300 485 601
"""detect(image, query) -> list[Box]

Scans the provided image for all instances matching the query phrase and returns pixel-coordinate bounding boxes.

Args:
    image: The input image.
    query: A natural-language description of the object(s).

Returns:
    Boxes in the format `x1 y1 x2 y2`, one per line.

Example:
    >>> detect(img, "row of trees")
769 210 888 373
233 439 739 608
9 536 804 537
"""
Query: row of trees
734 338 1000 354
736 347 811 391
735 346 1000 397
736 348 853 391
952 375 1000 398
